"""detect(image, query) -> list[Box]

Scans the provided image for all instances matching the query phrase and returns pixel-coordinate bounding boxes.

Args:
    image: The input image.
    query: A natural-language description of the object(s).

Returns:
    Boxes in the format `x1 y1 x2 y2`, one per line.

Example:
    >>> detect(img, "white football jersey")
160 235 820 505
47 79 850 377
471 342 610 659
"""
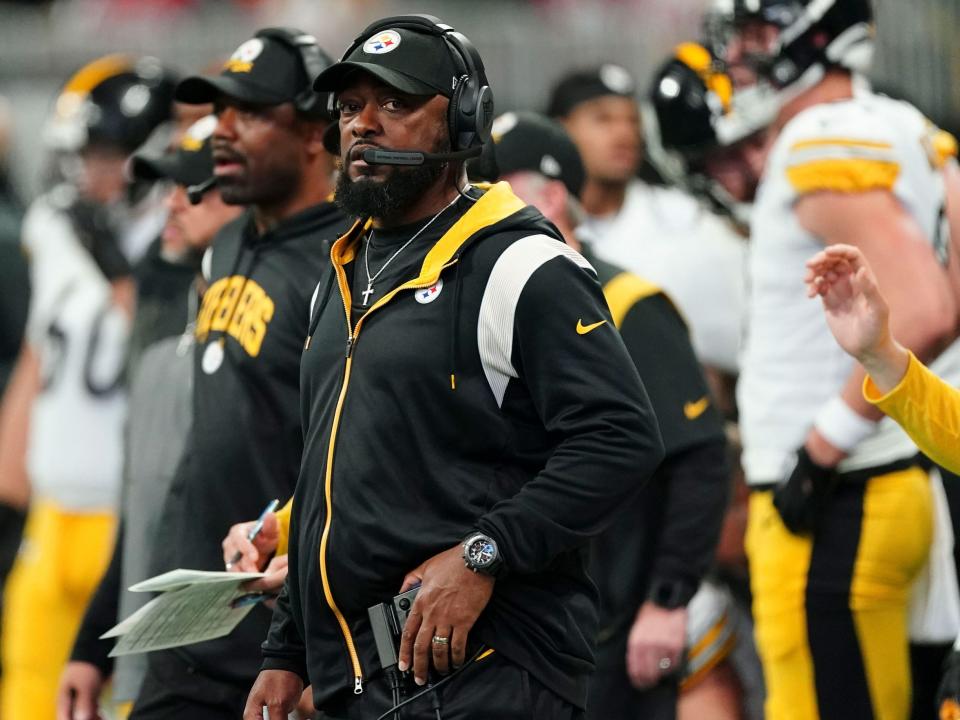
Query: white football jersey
22 191 130 510
739 87 960 483
586 180 747 373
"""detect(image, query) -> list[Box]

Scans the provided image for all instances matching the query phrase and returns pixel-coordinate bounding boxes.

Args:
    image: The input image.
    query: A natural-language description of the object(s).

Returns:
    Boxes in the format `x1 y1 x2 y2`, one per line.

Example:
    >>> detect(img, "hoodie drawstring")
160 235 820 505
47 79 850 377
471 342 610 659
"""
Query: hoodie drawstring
449 258 463 391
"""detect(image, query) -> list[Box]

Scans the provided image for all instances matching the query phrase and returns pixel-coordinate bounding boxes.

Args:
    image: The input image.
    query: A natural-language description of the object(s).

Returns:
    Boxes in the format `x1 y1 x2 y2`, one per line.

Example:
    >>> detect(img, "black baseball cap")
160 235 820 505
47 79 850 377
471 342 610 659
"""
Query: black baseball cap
546 64 637 118
470 111 586 199
176 31 317 108
314 24 460 98
131 114 215 187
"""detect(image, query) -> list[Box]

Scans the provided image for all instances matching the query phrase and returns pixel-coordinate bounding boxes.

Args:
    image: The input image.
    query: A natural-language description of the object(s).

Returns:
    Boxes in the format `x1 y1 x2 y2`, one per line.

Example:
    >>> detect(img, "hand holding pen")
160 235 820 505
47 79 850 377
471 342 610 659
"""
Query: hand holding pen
223 498 280 572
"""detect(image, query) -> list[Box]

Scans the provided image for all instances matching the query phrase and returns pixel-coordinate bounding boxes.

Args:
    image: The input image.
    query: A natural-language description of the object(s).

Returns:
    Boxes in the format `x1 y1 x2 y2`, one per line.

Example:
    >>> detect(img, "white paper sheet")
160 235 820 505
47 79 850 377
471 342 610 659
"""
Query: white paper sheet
129 568 264 593
102 568 267 656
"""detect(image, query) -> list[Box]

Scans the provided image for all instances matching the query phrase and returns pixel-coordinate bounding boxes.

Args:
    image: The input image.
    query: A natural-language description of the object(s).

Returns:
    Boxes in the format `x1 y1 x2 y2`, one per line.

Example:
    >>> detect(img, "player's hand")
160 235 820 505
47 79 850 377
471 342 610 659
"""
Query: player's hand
805 245 892 360
56 661 104 720
242 554 288 603
773 446 838 534
222 512 279 572
243 669 303 720
398 545 495 684
626 601 687 689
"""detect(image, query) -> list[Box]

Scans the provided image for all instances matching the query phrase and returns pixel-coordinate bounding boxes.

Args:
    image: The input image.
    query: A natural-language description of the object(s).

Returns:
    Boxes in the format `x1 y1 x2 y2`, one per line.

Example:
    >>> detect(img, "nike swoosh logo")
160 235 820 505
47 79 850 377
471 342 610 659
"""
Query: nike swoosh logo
684 396 711 420
576 319 607 335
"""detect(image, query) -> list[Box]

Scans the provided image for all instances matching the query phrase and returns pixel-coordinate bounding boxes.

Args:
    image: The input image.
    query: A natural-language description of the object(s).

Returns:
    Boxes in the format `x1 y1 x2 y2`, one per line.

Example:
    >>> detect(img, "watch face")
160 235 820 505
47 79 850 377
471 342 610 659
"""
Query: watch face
467 537 497 568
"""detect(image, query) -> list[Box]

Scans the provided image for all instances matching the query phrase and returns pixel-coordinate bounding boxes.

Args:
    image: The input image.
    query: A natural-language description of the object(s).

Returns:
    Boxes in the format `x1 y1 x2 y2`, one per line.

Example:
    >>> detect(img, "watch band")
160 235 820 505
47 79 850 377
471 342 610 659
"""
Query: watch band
648 579 693 609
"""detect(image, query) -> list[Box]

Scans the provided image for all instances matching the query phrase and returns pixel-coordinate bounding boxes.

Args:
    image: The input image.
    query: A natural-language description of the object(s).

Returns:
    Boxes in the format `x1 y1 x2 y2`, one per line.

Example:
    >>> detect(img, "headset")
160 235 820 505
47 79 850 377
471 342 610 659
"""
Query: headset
255 27 335 118
332 14 494 166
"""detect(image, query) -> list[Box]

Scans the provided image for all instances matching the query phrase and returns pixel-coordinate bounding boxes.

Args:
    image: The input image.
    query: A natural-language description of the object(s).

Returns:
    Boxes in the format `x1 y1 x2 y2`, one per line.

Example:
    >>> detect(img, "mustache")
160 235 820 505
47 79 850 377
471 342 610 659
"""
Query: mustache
346 141 383 162
211 143 245 165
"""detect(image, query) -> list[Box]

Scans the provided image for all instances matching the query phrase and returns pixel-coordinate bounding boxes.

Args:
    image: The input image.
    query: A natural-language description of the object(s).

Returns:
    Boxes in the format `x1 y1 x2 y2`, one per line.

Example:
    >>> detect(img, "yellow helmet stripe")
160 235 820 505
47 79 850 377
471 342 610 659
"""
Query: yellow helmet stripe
62 54 135 97
674 42 732 111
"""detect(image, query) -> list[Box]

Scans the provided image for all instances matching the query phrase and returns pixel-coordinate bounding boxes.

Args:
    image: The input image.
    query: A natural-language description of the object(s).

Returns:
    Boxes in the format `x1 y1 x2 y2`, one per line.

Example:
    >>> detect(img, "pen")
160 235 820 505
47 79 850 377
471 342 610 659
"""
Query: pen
225 498 280 570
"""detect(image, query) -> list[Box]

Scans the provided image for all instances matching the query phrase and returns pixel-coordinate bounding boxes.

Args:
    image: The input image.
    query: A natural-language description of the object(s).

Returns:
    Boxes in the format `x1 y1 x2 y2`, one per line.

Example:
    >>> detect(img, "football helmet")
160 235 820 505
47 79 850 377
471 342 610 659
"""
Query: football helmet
45 54 178 154
730 0 874 95
645 42 770 226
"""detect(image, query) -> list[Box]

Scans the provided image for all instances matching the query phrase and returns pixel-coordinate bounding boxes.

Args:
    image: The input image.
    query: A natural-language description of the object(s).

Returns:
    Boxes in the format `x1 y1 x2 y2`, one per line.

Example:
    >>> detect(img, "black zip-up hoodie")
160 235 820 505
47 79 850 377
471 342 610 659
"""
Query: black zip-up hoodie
261 183 664 708
151 201 348 685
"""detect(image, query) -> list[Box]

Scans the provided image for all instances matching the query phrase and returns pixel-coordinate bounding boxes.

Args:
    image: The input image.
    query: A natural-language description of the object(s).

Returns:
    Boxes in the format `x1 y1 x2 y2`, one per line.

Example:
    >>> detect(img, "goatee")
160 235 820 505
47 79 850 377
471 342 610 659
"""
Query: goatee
335 152 449 222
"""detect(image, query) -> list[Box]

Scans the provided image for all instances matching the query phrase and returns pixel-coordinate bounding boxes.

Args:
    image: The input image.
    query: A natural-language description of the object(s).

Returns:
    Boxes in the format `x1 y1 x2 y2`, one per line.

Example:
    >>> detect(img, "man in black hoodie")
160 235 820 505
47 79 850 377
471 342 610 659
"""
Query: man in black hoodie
244 15 664 720
473 111 733 720
124 30 350 720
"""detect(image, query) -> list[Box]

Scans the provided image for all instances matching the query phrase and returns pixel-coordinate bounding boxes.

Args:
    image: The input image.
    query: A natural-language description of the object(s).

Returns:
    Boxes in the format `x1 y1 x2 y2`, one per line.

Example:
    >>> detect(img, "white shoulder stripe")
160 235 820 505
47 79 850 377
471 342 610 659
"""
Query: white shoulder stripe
477 234 593 408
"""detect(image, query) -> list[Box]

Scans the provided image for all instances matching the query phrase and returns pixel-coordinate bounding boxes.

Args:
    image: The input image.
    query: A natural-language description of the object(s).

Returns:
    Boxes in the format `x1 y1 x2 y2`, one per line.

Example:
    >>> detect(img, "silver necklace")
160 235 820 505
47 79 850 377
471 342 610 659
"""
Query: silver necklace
361 195 460 306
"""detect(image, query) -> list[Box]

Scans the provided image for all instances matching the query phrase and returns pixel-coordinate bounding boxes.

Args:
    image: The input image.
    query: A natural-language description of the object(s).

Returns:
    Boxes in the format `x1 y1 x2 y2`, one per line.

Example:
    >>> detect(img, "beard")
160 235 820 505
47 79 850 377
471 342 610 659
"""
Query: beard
335 138 451 222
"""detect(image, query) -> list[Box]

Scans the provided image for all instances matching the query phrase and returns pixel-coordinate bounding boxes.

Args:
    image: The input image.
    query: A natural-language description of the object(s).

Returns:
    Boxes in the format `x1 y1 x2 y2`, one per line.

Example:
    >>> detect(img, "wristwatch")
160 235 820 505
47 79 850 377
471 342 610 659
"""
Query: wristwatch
462 532 503 577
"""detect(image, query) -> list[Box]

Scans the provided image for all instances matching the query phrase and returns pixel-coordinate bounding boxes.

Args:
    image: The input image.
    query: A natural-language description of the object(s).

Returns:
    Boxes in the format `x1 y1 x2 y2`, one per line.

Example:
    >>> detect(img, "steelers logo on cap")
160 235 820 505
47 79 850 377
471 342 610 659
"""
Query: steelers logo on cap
180 115 217 152
491 112 519 143
363 30 402 55
599 64 634 95
224 38 264 74
540 154 561 178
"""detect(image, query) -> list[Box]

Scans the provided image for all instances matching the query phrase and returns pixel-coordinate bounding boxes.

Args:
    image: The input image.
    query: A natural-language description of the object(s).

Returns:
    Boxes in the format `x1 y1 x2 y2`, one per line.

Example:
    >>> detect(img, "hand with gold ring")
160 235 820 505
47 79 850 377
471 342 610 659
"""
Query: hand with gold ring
397 545 495 685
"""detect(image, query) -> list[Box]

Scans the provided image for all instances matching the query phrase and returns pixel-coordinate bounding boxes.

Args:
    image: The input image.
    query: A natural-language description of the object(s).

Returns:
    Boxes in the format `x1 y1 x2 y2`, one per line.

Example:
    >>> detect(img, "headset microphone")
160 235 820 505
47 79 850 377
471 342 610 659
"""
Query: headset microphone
187 176 217 205
360 146 482 167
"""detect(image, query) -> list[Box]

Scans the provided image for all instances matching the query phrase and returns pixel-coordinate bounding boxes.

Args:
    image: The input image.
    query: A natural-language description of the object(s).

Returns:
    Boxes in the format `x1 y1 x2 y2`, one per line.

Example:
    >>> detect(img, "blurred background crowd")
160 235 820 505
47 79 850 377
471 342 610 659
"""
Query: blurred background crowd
1 1 960 720
1 0 959 198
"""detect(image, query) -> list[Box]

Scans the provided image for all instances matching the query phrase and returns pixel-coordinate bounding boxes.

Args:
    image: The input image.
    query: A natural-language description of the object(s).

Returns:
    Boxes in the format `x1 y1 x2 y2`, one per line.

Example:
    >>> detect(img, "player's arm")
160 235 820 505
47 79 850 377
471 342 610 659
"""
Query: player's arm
808 244 960 475
795 190 957 465
0 343 38 510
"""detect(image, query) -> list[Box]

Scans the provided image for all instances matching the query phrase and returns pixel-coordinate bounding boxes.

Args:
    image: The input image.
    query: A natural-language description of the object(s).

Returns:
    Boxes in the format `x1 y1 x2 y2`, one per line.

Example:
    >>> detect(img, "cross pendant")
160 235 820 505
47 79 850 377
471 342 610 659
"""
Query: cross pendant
361 282 375 306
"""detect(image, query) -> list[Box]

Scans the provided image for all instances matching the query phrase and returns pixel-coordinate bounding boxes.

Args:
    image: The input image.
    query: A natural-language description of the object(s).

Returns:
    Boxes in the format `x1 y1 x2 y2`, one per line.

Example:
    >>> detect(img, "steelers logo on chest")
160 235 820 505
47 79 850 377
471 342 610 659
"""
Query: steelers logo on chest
414 278 444 304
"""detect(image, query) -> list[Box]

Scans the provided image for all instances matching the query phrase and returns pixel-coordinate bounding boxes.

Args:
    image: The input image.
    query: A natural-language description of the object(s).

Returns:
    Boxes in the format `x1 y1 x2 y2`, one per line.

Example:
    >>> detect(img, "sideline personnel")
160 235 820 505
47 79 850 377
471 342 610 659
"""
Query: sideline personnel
57 115 242 720
244 15 663 720
472 111 730 720
127 29 349 720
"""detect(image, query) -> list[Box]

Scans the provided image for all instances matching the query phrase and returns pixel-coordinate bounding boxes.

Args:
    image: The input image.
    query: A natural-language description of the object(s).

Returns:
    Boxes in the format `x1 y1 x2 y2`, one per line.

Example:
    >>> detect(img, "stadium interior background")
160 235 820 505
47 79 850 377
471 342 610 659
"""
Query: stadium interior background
0 0 957 199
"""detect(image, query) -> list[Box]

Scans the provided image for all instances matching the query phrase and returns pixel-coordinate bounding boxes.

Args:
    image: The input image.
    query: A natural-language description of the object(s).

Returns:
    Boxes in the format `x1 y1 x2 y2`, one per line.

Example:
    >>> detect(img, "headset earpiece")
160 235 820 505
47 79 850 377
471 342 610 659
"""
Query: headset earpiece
254 27 334 118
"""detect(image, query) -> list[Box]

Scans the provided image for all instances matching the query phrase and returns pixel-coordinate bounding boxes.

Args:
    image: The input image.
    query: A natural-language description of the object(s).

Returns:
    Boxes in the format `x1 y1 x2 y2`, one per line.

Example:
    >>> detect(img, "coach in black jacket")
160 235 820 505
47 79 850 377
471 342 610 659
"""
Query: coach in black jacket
123 30 350 720
245 15 664 720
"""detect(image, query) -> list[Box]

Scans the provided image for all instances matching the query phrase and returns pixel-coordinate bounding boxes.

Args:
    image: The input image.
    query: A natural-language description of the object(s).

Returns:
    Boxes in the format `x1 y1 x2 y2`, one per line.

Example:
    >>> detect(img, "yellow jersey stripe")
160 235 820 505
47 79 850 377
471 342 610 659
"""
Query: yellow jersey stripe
786 158 900 194
681 633 737 690
930 129 959 168
687 613 729 661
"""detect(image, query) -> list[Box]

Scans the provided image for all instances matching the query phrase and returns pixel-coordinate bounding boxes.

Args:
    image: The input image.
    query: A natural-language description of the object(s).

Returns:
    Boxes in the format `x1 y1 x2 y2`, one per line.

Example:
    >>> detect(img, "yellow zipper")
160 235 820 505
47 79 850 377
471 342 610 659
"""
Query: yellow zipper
317 259 363 694
317 254 459 696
